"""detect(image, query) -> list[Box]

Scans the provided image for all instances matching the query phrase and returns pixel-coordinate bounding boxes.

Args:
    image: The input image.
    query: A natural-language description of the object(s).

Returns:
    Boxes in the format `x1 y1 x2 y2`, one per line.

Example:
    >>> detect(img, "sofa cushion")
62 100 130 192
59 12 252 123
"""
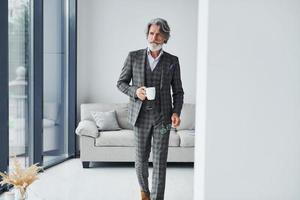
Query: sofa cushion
168 130 180 147
149 129 180 147
177 130 195 147
177 103 195 130
91 110 121 131
95 129 180 147
95 130 135 147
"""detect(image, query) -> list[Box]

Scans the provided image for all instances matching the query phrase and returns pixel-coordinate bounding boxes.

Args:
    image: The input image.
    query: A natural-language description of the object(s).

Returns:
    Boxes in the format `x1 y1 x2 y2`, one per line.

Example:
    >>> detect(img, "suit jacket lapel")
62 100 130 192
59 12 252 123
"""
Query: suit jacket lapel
160 53 170 89
138 48 147 86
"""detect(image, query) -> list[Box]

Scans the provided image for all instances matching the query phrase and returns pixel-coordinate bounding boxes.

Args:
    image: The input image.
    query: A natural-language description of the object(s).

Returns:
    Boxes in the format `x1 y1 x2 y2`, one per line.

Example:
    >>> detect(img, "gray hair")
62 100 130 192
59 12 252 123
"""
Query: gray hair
146 18 170 44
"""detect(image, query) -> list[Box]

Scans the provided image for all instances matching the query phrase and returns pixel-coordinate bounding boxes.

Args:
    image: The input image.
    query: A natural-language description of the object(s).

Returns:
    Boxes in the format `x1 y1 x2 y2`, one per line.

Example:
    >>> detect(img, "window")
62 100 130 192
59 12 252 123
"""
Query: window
0 0 77 194
8 0 32 170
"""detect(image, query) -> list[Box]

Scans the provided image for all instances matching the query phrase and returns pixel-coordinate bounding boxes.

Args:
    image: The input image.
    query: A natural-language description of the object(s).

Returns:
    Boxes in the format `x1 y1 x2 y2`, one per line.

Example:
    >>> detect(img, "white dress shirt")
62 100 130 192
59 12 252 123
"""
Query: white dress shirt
147 48 164 71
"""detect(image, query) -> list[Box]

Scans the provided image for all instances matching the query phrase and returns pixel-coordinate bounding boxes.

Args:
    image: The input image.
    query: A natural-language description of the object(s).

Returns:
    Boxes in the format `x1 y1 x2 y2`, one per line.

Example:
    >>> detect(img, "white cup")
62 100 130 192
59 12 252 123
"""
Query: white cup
145 87 156 100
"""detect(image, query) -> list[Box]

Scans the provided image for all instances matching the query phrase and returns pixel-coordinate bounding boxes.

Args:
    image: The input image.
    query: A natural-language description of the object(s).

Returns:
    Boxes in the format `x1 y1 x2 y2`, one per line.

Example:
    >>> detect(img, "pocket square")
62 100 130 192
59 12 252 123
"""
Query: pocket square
169 63 177 70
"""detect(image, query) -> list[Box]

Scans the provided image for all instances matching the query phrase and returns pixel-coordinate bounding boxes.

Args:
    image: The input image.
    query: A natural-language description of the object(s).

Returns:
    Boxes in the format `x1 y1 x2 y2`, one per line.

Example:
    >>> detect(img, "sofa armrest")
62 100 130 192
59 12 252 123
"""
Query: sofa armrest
75 120 99 138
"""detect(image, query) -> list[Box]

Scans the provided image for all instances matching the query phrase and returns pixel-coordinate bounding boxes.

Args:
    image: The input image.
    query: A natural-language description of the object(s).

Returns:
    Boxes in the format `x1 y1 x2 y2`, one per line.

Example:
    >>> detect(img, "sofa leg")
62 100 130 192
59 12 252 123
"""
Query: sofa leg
82 161 90 168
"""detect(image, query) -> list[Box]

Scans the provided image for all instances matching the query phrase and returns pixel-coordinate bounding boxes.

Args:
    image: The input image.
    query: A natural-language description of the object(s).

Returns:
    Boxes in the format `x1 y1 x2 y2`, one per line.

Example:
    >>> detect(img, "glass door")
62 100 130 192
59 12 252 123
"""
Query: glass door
1 1 76 193
43 0 69 165
8 0 32 169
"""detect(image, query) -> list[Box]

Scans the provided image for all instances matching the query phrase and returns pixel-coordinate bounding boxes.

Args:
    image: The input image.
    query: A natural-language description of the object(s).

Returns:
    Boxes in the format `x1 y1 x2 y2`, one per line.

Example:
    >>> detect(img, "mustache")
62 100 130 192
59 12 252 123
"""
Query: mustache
149 42 163 45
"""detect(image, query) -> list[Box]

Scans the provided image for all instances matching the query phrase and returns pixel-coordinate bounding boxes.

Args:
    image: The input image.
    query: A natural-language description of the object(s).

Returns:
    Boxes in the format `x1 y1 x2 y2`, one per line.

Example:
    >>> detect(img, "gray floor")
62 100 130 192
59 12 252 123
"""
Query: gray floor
1 158 194 200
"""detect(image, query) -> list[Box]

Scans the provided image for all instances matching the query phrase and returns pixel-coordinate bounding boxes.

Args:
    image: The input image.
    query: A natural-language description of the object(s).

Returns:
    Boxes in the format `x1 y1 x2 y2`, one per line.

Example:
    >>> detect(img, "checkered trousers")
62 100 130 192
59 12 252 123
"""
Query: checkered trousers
134 109 170 200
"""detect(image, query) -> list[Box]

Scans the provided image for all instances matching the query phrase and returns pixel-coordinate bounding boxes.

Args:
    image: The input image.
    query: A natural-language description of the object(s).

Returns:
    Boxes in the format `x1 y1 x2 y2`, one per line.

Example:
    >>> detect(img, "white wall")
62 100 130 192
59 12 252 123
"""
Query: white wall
198 0 300 199
78 0 300 199
77 0 198 118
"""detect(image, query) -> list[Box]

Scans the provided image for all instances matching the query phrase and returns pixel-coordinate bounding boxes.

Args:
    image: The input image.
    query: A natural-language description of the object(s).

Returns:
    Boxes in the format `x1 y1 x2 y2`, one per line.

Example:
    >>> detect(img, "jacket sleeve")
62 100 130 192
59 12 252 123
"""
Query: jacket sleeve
116 52 139 98
171 57 184 116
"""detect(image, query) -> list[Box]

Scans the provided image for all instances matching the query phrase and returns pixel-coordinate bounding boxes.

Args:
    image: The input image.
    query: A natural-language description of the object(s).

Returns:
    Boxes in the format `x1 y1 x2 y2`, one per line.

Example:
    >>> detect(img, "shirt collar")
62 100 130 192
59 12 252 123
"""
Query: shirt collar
147 47 164 60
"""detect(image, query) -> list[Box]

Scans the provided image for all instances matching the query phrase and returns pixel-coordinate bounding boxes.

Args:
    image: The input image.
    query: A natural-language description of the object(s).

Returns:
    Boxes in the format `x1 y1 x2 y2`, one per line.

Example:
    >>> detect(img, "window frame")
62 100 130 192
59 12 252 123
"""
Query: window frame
0 0 9 194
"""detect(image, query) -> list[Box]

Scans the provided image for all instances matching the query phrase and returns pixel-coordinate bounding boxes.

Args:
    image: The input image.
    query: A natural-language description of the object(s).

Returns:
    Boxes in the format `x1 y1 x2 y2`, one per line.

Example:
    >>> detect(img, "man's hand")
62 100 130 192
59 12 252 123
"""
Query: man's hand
136 86 147 101
171 113 181 128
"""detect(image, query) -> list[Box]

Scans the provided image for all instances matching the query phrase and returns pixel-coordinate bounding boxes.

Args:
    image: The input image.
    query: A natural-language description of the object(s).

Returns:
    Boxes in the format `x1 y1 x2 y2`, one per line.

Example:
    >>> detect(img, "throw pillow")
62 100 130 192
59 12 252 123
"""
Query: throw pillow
176 103 195 130
91 110 121 131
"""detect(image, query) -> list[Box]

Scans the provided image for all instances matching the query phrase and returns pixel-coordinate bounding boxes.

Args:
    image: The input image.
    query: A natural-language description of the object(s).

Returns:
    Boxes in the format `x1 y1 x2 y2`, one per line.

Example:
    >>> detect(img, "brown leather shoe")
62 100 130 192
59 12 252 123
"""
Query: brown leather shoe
141 191 150 200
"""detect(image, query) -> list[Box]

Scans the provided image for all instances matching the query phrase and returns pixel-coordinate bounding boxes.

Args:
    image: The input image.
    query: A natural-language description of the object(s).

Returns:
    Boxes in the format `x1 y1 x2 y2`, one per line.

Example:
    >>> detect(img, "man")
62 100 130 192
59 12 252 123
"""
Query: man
117 18 184 200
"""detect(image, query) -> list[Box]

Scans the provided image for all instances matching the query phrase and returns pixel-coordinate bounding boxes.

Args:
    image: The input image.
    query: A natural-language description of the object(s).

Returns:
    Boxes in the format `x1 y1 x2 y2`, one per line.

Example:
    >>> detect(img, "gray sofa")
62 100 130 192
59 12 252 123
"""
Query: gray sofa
76 103 195 168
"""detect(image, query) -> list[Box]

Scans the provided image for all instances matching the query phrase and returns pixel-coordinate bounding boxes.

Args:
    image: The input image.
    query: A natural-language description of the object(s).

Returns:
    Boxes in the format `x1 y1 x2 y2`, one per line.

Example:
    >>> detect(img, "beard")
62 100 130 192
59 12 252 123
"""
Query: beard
147 42 163 51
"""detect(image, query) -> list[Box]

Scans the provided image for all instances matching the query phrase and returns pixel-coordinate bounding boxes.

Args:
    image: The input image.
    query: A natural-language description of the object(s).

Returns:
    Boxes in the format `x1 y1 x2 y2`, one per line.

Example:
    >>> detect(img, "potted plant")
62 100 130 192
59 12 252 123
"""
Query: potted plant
0 156 43 200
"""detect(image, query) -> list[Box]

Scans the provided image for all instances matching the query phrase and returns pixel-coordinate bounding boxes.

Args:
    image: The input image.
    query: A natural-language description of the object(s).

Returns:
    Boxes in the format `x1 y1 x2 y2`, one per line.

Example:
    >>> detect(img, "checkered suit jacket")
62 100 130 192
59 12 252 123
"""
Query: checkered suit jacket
117 48 184 126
